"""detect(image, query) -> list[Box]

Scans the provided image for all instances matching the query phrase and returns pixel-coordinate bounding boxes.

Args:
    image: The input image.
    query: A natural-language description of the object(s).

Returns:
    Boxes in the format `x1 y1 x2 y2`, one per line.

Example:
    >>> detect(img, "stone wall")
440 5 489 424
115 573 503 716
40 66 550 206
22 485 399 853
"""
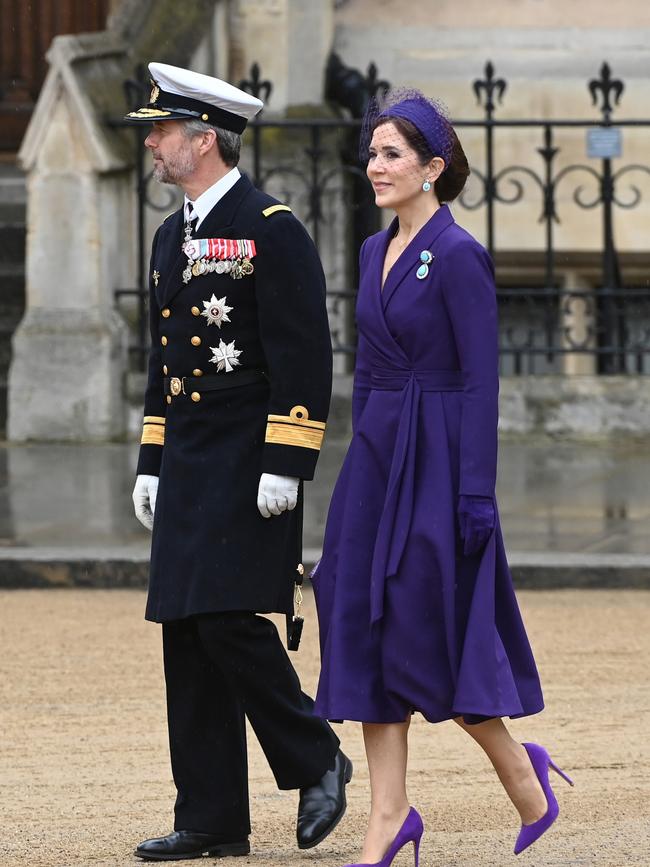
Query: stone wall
329 373 650 440
10 34 133 441
499 375 650 438
333 0 650 254
227 0 333 112
10 0 650 441
9 0 223 441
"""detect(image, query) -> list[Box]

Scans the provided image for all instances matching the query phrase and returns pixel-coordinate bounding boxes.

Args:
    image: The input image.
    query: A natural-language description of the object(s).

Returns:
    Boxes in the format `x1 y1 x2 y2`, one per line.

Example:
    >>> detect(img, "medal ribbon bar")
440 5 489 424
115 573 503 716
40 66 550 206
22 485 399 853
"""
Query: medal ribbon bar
183 238 257 261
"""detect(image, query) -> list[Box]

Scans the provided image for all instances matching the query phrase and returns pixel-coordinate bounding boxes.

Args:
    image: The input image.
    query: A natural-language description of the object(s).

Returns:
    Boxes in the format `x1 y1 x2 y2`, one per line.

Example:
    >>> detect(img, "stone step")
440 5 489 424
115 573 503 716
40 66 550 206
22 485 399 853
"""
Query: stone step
0 203 26 223
0 382 6 433
0 264 26 309
0 338 14 374
0 230 24 433
0 167 26 206
0 223 26 264
0 548 649 589
0 312 23 333
0 313 22 335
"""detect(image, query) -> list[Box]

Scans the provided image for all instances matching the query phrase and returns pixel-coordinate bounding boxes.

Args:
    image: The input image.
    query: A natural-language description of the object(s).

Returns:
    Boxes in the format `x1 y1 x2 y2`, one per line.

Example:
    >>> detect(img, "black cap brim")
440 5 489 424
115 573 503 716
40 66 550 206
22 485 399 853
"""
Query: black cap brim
123 88 248 133
123 106 186 123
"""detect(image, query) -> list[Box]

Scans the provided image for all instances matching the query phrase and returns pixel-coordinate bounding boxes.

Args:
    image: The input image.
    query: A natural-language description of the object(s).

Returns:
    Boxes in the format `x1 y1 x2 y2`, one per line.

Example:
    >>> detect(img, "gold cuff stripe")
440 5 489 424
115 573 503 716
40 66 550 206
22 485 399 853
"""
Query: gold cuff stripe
262 204 292 217
143 415 166 425
267 413 326 431
141 424 165 446
265 422 324 451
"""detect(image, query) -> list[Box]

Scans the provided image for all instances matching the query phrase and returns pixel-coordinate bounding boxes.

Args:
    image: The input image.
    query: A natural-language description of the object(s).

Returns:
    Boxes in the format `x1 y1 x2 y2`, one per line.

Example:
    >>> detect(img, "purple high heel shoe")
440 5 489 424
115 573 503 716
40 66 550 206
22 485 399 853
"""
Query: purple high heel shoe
514 742 574 855
342 806 423 867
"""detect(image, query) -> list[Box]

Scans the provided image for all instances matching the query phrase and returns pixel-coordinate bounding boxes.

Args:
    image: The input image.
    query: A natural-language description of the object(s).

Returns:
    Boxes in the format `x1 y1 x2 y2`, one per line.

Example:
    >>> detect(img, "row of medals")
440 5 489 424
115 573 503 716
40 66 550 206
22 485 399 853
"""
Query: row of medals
182 220 255 284
182 256 254 284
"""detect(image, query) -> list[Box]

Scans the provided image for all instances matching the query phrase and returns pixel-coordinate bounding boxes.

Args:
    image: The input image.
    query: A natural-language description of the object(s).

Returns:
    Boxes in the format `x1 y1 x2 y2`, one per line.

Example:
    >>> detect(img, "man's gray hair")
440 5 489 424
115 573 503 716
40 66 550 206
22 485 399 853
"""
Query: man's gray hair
182 119 241 167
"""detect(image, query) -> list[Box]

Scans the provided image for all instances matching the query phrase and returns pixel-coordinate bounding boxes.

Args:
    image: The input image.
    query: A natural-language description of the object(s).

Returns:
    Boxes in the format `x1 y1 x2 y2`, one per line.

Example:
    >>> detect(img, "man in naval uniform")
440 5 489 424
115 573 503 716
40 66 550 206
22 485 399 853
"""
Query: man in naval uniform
127 63 351 861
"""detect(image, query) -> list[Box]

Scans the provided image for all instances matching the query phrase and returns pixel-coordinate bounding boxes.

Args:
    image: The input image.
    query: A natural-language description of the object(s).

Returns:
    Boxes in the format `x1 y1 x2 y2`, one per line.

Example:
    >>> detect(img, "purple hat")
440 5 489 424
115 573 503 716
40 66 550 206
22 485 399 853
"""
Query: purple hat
360 88 453 168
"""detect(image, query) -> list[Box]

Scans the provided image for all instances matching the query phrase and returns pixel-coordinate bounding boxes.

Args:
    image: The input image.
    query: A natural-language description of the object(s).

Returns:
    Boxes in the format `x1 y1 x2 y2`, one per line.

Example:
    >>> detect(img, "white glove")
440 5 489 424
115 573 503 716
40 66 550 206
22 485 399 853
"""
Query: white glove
257 473 299 518
132 474 159 531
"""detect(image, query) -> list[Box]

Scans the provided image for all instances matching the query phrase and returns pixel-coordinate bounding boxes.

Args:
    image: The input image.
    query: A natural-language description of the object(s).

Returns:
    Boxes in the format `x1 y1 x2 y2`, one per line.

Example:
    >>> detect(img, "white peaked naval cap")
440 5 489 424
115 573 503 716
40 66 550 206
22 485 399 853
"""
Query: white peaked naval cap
124 62 264 132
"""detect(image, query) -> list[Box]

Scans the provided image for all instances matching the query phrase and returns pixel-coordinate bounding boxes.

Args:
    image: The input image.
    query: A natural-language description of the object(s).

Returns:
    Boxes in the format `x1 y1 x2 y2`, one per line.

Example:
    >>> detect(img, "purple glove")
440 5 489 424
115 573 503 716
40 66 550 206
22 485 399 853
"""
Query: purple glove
458 495 496 556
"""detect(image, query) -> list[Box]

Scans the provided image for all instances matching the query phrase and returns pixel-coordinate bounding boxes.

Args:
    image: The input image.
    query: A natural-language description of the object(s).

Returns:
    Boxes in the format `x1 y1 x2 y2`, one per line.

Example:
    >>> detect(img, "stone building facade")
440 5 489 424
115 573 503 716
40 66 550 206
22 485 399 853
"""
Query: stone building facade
5 0 650 440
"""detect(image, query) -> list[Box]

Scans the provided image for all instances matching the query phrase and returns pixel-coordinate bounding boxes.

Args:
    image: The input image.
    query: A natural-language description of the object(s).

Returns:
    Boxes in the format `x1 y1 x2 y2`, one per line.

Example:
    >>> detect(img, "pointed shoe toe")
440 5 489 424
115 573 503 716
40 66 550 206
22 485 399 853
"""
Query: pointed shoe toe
514 742 574 855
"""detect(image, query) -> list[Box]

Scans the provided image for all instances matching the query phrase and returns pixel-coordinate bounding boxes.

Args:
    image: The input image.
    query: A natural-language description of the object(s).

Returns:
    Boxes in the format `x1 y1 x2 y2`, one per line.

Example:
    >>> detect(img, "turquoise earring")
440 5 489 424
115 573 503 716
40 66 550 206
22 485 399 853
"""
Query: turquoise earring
422 179 432 192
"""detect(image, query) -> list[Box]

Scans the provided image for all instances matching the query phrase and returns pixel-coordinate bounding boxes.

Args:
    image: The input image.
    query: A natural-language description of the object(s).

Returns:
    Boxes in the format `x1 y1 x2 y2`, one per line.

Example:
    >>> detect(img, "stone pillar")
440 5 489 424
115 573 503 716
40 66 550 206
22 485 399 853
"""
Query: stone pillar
9 35 132 441
287 0 334 107
229 0 333 111
561 270 597 376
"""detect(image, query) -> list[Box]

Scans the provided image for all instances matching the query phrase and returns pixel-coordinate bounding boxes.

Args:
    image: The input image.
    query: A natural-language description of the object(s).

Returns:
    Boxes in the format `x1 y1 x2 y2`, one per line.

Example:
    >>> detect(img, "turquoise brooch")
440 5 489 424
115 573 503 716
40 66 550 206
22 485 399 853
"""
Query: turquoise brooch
416 250 434 280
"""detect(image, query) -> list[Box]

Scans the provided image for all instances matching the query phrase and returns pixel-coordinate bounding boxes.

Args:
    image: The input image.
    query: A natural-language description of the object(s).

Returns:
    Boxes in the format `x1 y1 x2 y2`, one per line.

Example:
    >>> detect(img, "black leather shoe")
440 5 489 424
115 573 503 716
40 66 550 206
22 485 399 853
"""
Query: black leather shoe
134 830 250 861
297 750 353 849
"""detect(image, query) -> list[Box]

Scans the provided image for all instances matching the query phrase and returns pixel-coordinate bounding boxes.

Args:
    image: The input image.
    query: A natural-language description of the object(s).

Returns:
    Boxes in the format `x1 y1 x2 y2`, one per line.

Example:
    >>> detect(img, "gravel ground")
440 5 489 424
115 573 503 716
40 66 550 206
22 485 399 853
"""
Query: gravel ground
0 588 648 867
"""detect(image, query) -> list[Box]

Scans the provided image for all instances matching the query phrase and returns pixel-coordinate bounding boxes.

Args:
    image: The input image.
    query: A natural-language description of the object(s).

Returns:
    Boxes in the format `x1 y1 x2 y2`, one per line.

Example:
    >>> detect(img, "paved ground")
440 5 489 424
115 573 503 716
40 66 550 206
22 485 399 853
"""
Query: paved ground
1 587 648 867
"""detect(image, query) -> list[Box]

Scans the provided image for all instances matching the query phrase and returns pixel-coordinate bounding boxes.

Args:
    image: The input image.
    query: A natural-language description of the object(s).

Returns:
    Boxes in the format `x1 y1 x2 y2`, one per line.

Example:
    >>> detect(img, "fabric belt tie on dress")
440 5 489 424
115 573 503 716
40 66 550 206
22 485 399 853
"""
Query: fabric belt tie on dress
370 369 465 392
164 368 267 396
369 367 465 627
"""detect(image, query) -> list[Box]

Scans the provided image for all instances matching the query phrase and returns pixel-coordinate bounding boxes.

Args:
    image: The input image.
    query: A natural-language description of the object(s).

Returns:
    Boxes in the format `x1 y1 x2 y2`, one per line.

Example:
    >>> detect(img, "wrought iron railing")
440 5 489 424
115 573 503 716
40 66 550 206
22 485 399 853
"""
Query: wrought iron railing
110 59 650 375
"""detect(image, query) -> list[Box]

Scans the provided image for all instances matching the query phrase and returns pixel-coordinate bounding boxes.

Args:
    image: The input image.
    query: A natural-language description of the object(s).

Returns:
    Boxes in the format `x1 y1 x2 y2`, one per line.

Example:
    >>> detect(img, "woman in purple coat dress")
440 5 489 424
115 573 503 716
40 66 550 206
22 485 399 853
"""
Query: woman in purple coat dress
312 91 573 867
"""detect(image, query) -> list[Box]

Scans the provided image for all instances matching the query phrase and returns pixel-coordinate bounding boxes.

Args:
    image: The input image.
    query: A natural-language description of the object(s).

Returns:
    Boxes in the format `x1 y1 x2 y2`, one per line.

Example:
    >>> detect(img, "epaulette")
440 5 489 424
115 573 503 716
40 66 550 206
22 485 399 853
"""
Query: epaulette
262 204 292 218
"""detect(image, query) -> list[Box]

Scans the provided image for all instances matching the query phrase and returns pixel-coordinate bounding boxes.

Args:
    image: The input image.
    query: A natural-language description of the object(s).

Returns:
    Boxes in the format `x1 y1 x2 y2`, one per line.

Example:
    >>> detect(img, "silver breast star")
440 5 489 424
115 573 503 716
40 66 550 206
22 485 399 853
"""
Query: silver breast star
201 294 233 328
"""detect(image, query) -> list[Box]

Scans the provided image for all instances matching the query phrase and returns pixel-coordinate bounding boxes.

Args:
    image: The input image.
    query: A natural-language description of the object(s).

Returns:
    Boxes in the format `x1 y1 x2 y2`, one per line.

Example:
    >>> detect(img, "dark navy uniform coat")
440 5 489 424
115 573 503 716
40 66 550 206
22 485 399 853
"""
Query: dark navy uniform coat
137 174 332 622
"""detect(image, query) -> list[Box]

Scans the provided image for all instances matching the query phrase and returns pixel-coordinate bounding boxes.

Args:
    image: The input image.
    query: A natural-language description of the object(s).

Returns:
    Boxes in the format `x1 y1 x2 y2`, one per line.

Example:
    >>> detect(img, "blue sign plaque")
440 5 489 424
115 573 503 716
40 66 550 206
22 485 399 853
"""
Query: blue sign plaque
587 127 622 159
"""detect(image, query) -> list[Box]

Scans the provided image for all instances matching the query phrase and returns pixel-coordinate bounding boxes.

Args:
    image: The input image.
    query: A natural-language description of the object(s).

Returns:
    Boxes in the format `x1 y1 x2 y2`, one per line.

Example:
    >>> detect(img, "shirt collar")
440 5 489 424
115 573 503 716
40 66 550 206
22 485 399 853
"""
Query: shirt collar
184 167 241 228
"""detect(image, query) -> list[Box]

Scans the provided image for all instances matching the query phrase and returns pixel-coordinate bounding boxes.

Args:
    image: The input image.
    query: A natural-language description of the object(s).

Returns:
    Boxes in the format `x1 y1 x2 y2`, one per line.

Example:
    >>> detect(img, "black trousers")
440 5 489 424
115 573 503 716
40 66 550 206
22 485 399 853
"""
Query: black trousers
162 611 340 837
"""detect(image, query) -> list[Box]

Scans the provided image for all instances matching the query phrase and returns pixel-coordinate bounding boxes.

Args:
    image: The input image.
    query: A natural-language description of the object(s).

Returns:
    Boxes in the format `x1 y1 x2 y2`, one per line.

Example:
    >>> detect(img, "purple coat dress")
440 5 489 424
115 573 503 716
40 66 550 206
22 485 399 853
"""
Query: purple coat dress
312 205 544 724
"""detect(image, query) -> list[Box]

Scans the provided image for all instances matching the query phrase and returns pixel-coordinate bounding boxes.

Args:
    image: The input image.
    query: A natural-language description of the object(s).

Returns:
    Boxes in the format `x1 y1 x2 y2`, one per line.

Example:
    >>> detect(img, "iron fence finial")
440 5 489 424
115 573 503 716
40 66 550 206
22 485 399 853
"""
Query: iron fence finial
364 62 390 101
239 63 272 106
473 61 507 117
588 62 624 123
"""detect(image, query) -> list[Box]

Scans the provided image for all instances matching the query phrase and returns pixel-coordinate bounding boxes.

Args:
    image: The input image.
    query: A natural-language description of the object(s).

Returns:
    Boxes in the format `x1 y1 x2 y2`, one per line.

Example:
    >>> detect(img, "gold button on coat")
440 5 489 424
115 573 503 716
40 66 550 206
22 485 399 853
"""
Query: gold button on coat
166 395 172 404
193 369 203 377
161 308 171 318
191 336 201 346
191 392 201 402
163 365 168 375
191 306 200 316
161 336 168 346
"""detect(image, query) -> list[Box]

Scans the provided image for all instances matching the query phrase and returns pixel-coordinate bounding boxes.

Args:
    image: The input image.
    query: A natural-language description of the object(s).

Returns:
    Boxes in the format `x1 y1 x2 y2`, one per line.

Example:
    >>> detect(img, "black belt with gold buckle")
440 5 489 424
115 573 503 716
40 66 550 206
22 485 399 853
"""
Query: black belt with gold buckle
164 369 267 397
